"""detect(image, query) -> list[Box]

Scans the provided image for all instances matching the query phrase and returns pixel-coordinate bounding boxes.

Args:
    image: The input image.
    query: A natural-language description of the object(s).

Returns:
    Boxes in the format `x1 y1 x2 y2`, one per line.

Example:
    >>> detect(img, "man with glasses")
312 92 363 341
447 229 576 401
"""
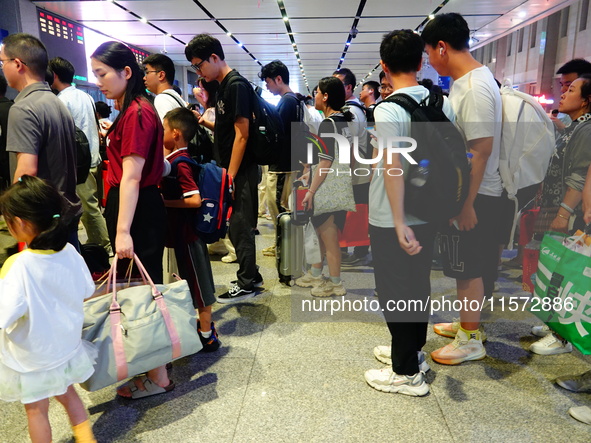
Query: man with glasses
185 34 263 304
142 53 186 122
1 33 81 246
379 71 393 100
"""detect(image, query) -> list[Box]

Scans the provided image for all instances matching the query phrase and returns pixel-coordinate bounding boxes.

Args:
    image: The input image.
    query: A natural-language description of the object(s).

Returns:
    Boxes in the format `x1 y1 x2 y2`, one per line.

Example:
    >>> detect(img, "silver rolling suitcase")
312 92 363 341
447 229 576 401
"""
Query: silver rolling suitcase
276 212 305 285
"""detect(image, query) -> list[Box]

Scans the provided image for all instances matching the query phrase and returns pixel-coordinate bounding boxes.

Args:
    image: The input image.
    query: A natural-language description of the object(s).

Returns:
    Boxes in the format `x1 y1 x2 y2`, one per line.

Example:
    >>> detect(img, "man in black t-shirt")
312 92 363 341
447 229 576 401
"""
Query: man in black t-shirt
186 34 262 303
258 60 299 257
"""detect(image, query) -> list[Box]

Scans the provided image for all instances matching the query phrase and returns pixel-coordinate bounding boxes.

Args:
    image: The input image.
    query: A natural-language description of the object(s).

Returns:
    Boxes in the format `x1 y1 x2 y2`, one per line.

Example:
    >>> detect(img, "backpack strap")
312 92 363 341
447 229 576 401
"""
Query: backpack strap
169 155 198 177
378 92 443 114
346 100 367 116
380 93 420 115
161 91 187 109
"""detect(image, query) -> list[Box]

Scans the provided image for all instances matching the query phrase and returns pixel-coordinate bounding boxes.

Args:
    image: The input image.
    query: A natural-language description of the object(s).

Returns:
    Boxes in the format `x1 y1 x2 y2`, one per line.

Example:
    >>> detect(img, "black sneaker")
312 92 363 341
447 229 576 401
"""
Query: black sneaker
341 254 362 267
217 284 255 304
197 321 221 352
231 274 264 288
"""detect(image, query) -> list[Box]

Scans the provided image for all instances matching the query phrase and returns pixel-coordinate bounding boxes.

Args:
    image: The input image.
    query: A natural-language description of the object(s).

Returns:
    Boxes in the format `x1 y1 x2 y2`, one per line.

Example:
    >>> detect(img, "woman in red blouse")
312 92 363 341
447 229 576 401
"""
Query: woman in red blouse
91 41 172 399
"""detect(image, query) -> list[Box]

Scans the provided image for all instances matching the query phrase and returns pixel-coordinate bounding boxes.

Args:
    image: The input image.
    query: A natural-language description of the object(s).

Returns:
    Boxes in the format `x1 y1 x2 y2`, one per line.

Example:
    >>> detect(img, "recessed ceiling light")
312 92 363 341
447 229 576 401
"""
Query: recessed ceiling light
283 16 289 22
227 32 232 36
518 11 526 18
140 17 148 23
428 14 435 20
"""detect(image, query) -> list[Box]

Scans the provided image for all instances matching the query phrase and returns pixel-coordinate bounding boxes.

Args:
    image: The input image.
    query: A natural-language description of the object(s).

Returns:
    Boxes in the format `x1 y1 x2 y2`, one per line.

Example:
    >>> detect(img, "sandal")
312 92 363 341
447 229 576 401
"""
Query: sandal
117 374 175 400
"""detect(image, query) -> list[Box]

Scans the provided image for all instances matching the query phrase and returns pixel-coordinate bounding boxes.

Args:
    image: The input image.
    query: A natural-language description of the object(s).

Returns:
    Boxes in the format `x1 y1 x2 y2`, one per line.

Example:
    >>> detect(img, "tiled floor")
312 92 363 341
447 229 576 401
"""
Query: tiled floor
1 218 591 442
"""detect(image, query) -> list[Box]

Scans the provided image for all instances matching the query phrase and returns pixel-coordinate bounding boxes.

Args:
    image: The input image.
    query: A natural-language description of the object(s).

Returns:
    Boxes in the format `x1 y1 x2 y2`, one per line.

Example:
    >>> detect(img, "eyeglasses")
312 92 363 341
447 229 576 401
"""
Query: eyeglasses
191 57 210 73
143 69 161 75
0 58 26 68
378 85 393 93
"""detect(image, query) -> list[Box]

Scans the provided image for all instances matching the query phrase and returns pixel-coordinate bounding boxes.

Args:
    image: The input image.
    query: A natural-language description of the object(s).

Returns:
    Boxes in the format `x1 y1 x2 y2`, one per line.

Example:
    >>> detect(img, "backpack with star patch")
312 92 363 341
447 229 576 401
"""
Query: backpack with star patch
169 156 233 244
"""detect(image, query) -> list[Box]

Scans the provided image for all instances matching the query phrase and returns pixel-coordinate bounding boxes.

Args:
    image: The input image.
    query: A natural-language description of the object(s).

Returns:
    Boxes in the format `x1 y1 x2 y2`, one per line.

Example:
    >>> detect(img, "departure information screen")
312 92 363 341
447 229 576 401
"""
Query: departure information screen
37 8 88 83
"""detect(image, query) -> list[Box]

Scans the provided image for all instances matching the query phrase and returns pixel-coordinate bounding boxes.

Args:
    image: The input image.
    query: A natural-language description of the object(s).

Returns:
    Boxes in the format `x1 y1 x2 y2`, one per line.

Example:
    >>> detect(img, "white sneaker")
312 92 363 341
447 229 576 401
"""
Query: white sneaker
364 367 429 396
294 271 324 288
373 346 430 373
221 253 237 263
431 328 486 365
310 279 346 297
569 406 591 425
531 324 552 337
530 333 573 355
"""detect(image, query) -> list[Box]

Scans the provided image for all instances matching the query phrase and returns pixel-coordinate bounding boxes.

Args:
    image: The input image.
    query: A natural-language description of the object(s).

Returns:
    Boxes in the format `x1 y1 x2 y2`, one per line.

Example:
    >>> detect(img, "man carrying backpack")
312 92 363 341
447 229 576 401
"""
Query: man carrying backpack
365 29 455 396
3 33 81 248
49 57 112 257
333 68 371 266
258 60 299 257
143 53 187 122
422 13 504 365
359 80 379 123
185 34 263 303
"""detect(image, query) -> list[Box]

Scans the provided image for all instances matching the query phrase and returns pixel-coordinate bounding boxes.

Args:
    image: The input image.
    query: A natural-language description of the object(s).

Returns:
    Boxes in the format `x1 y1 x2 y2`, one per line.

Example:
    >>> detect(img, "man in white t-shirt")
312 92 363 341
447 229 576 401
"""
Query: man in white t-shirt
422 13 504 365
365 29 456 397
333 68 371 265
142 54 186 121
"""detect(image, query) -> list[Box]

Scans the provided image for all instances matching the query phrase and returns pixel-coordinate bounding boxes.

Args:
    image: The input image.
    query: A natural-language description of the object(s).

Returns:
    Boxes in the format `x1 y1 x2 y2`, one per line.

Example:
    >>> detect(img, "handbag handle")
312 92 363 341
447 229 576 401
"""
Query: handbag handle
107 254 183 381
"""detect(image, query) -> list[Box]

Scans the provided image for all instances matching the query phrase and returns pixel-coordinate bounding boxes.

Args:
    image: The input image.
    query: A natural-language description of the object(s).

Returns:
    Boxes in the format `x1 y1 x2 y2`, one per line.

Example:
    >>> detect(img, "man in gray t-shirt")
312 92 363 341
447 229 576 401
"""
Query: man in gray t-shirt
1 34 81 238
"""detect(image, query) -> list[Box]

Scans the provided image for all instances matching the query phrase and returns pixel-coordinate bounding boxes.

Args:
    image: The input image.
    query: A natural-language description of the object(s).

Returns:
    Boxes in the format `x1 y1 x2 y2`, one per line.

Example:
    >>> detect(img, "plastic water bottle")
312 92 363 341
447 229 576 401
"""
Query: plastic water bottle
410 160 430 187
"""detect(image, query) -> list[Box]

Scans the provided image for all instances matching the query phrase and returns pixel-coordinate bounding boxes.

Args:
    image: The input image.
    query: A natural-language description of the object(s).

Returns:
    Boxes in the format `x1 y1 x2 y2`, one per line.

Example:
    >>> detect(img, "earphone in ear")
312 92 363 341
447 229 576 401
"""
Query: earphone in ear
439 47 443 55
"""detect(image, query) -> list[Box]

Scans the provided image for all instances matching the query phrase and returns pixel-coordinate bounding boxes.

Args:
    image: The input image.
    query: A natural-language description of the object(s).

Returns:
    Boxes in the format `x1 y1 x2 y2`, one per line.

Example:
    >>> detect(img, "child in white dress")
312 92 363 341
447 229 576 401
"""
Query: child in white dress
0 175 97 443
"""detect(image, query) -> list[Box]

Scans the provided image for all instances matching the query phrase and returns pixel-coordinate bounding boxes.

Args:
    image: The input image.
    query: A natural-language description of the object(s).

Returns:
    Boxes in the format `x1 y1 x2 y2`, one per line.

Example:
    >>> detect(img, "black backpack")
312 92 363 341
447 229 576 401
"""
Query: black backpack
227 76 285 166
75 126 91 184
377 93 470 223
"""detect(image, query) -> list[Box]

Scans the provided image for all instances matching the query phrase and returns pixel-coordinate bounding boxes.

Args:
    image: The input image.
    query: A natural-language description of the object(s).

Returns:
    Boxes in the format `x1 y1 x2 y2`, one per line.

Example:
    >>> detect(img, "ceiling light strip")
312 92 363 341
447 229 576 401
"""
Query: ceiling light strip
276 0 309 93
106 0 185 45
415 0 451 33
192 0 262 66
356 0 452 90
336 0 367 71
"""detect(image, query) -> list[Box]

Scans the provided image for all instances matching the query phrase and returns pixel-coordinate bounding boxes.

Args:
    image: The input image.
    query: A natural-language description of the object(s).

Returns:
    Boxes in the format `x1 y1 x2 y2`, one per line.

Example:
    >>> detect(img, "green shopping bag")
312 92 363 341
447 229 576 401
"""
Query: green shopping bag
530 232 591 354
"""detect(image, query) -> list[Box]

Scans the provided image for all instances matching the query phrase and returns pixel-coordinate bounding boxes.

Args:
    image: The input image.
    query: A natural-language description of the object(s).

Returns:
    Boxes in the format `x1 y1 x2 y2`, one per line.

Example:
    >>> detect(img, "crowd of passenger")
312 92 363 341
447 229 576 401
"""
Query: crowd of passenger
1 11 591 442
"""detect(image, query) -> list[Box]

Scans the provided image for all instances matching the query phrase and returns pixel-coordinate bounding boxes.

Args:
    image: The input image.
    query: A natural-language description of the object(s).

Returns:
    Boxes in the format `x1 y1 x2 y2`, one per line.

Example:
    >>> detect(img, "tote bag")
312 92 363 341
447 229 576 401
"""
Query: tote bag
312 118 355 216
530 231 591 354
81 254 202 391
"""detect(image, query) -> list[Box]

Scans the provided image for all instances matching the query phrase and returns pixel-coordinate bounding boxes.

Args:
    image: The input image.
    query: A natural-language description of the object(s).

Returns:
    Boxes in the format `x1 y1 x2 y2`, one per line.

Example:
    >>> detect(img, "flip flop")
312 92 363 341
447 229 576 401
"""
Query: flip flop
117 374 175 400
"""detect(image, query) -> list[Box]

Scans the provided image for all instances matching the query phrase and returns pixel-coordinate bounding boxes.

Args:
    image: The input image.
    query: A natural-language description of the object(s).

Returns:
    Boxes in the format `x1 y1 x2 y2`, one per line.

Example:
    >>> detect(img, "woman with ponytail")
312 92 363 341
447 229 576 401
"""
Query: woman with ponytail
0 175 97 442
296 76 354 297
90 42 172 398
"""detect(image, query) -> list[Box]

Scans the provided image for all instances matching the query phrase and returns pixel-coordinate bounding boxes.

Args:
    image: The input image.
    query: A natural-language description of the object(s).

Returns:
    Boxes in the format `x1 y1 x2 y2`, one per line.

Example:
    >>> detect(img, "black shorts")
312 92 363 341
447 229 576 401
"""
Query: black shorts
439 194 504 284
311 210 347 231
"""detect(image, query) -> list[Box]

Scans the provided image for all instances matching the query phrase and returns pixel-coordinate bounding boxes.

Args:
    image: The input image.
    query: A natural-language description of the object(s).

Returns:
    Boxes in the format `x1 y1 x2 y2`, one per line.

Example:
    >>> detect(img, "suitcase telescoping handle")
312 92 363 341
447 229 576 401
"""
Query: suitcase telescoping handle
106 254 182 381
